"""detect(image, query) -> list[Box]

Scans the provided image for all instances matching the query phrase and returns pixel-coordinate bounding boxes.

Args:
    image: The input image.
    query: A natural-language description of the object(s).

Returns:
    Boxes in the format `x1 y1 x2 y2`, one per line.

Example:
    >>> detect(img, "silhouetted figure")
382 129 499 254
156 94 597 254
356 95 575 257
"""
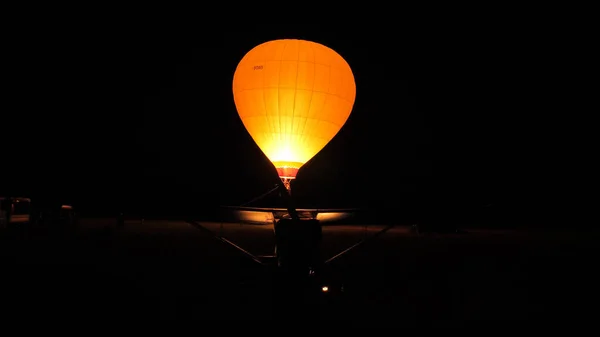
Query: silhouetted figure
274 218 323 285
273 218 323 320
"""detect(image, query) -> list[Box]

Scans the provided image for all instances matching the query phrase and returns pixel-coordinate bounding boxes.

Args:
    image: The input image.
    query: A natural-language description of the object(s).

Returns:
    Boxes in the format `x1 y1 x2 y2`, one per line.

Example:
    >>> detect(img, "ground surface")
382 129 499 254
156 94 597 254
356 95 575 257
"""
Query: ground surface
1 218 597 324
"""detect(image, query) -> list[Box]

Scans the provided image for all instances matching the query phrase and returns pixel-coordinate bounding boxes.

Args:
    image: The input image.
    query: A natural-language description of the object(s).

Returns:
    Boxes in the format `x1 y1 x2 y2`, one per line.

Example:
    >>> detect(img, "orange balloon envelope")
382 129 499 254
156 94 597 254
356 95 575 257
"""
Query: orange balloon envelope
232 39 356 190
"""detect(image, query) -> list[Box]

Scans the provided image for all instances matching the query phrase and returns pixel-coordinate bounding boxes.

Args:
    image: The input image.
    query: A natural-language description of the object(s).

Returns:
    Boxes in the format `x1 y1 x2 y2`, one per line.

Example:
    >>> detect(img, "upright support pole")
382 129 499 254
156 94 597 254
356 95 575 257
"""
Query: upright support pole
277 178 299 221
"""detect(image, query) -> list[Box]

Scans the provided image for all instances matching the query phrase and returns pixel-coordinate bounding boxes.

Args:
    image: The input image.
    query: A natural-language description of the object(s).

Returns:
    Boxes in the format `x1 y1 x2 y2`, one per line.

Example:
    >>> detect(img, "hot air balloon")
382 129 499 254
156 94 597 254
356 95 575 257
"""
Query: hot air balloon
232 39 356 194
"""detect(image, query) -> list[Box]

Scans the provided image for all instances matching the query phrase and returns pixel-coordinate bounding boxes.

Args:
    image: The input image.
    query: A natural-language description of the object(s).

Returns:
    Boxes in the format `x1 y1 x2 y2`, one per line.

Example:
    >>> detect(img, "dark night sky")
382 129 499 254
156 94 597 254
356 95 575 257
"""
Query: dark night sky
3 22 575 221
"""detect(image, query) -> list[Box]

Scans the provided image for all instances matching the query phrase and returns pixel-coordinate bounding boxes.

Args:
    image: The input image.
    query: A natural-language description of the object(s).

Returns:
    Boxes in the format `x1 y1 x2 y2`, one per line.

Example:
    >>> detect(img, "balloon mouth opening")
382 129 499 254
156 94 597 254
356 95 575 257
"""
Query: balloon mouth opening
273 161 303 179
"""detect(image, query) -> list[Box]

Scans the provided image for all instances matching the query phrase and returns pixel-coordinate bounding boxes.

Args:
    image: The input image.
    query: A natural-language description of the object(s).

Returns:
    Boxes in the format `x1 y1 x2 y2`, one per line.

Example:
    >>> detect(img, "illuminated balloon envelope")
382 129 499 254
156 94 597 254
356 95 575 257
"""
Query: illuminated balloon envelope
232 39 356 193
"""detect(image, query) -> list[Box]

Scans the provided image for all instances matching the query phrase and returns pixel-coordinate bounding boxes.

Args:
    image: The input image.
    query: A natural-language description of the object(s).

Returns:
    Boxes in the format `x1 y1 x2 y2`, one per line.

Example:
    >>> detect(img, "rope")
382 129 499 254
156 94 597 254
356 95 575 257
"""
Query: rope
239 185 280 207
